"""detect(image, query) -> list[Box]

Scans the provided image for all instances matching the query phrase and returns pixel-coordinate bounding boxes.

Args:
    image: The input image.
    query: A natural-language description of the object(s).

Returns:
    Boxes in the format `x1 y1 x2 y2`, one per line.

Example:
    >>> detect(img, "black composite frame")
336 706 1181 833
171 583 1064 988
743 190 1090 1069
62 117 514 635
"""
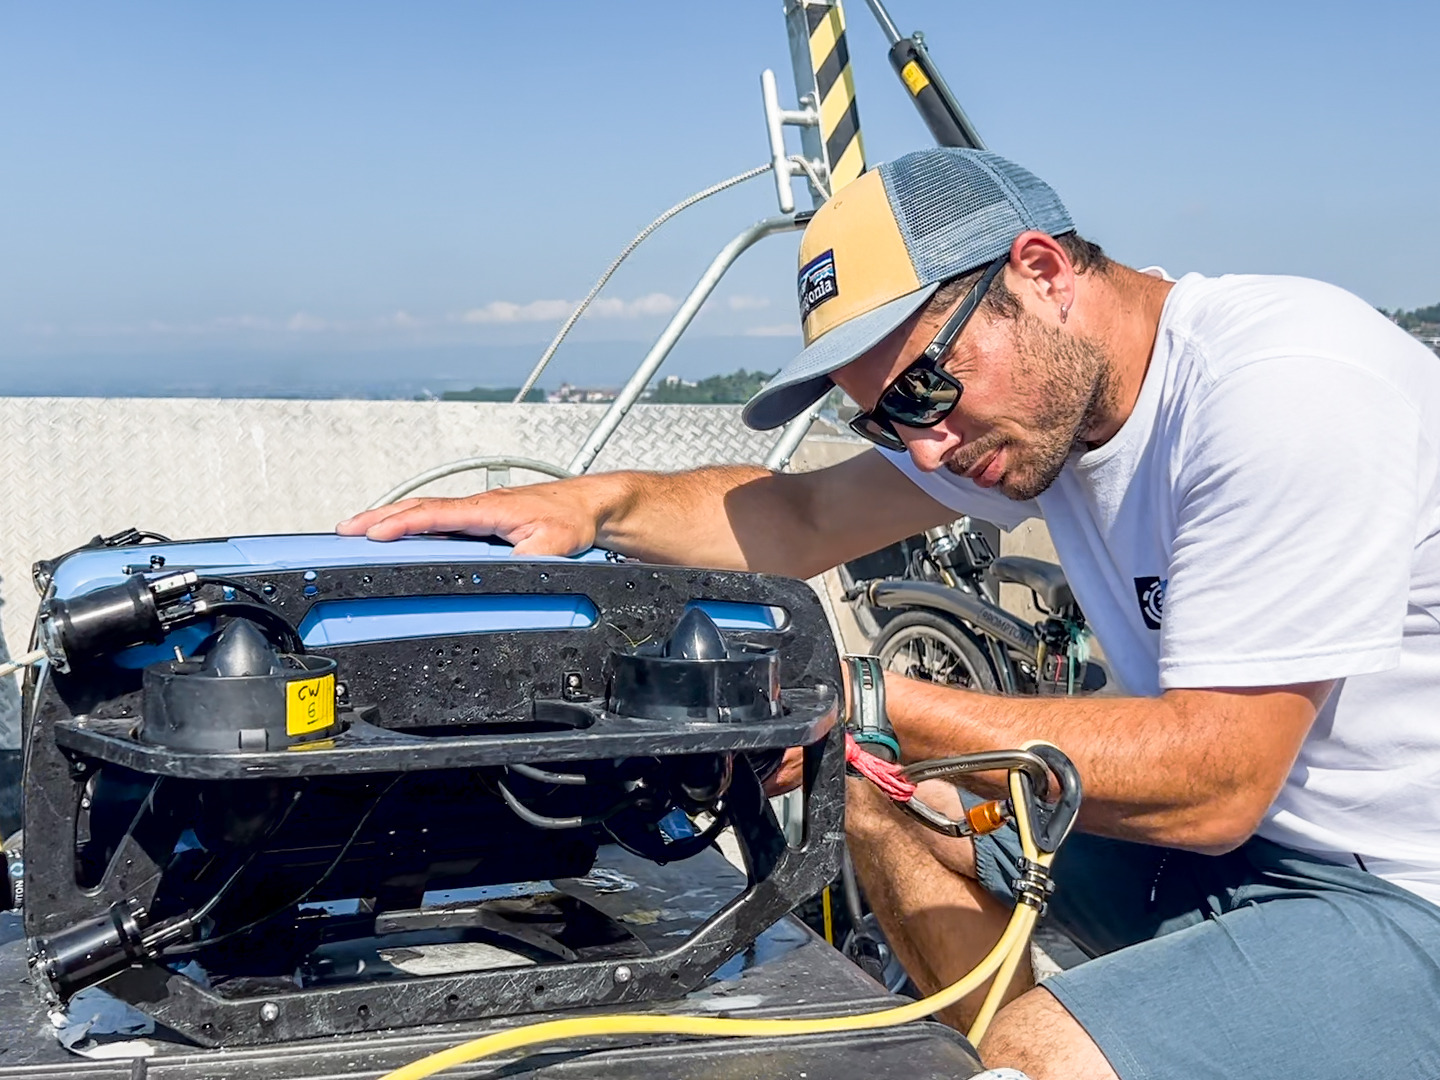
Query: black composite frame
21 552 850 1048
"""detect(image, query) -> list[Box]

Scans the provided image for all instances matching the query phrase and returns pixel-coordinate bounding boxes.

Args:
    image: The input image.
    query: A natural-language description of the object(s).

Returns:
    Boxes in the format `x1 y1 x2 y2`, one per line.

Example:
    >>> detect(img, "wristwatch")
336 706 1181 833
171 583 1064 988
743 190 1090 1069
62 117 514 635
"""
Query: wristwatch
843 654 901 764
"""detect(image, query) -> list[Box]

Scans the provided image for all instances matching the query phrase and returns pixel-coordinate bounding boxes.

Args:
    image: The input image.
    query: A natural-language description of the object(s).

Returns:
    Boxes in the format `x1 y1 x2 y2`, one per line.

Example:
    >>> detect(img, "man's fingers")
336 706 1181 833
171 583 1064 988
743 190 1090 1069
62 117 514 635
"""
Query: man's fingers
336 497 507 542
510 531 583 557
366 500 516 542
763 746 806 797
335 499 423 536
337 493 593 555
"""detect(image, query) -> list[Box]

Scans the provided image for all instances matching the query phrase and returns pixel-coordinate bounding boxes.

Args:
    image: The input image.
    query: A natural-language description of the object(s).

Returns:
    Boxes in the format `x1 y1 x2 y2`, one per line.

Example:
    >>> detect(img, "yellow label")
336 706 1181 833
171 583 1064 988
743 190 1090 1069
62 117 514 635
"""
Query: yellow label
900 59 931 96
286 674 336 736
287 738 336 752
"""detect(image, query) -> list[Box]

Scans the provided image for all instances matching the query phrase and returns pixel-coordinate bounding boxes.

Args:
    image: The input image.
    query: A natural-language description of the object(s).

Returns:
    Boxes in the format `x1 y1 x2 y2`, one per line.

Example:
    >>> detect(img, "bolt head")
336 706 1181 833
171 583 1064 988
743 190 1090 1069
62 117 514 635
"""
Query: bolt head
260 1002 279 1022
613 965 633 984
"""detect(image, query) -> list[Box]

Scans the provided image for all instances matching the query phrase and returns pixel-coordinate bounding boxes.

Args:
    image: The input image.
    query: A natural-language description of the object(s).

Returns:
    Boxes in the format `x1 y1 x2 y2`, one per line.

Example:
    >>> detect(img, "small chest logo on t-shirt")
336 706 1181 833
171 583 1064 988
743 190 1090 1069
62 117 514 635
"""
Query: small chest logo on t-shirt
1133 576 1166 630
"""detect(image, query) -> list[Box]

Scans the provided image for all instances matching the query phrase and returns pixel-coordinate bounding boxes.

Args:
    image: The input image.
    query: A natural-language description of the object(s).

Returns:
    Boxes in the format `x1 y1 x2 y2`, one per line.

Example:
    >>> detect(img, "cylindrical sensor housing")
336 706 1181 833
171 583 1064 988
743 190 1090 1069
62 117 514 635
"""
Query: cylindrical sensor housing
608 607 781 723
141 620 338 752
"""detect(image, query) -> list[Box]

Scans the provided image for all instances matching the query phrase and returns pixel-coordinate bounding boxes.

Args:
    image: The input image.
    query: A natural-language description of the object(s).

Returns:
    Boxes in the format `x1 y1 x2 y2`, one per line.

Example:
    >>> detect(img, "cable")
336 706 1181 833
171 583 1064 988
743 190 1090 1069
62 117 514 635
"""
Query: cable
787 154 832 200
602 810 727 864
197 575 269 605
378 751 1062 1080
195 601 304 654
163 776 400 957
964 757 1049 1044
0 648 46 679
512 164 772 403
381 896 1039 1080
506 762 588 787
495 777 639 831
188 785 309 924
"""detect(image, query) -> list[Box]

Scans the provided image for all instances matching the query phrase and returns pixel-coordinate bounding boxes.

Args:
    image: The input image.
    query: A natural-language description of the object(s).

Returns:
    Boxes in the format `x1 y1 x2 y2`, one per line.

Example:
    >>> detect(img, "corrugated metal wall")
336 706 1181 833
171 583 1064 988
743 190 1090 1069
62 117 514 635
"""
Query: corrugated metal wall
0 397 859 746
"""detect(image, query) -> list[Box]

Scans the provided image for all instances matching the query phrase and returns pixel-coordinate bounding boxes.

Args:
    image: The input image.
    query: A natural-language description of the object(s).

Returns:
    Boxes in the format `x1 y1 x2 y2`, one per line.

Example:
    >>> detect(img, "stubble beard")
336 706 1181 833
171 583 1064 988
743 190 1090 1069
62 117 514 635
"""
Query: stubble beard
945 314 1114 502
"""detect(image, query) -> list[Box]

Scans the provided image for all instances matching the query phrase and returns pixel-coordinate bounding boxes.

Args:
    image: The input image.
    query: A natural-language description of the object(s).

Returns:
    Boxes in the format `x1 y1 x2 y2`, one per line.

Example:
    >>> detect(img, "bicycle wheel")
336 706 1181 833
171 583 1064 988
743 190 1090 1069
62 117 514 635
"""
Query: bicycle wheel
873 610 999 692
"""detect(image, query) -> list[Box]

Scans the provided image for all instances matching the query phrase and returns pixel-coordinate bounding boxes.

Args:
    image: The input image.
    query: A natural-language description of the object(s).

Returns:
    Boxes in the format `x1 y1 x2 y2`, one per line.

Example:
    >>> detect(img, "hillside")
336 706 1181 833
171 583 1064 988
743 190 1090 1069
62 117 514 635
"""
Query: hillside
646 369 775 404
1384 302 1440 332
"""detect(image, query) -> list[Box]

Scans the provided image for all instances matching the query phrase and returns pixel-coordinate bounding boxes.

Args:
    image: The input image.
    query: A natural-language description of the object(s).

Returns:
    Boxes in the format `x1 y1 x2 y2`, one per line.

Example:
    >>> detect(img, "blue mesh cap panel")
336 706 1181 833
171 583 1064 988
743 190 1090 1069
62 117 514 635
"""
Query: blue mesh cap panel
880 149 1074 283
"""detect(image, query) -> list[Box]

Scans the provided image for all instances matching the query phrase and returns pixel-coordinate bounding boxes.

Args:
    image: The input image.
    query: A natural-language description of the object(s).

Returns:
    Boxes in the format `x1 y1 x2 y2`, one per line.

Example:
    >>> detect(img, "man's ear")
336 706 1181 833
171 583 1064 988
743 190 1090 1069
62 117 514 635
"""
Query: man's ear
1007 231 1074 323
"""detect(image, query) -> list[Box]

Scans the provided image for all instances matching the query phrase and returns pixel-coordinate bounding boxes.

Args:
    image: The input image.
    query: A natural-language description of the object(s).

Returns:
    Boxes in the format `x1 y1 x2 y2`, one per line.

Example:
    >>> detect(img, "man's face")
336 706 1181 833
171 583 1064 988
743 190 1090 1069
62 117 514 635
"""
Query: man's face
832 282 1111 501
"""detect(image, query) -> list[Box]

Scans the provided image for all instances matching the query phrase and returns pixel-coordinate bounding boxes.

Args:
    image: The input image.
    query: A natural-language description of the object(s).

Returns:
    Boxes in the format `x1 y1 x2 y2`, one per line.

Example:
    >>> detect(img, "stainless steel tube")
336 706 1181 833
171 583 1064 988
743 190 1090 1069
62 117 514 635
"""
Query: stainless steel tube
368 457 572 510
863 0 904 46
567 214 804 475
763 401 824 472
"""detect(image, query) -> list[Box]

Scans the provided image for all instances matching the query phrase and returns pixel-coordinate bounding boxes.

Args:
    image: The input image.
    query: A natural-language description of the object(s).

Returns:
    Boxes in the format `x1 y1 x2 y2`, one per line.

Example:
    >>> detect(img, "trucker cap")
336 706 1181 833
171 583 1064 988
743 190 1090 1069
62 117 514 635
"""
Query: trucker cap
741 147 1074 431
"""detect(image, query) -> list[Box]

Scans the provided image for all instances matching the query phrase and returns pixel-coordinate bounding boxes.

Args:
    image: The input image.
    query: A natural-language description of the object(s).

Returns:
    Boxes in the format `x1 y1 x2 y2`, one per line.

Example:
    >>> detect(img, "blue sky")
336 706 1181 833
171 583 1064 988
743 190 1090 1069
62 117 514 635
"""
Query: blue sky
1 1 1436 396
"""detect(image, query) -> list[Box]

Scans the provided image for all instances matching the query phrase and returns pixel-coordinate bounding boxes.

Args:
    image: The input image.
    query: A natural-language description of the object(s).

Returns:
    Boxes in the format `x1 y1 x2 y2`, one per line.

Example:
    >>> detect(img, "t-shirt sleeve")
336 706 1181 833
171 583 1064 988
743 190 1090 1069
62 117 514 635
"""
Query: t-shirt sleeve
880 448 1039 530
1159 356 1427 689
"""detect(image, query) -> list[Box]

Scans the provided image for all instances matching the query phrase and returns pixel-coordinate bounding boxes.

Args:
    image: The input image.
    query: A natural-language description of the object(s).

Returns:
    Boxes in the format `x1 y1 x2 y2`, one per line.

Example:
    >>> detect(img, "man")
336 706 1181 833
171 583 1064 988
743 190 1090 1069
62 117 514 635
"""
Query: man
340 148 1440 1079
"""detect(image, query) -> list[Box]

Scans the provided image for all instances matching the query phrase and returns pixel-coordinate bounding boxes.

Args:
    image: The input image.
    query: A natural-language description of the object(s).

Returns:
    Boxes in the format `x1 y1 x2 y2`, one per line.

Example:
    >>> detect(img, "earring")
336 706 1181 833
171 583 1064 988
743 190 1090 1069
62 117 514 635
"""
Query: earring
1060 303 1070 324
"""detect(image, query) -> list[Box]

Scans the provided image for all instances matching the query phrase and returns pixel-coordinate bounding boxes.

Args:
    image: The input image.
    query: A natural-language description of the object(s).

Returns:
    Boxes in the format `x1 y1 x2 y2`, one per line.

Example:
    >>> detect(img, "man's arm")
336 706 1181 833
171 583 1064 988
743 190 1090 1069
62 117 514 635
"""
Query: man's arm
887 677 1331 855
338 450 956 579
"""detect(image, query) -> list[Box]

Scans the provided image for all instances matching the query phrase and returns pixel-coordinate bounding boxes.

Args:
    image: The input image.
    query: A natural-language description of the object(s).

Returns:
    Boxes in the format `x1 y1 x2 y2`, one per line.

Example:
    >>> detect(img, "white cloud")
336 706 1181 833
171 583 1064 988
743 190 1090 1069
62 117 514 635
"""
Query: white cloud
586 292 678 319
743 323 801 338
213 314 274 331
460 299 573 324
459 293 678 324
725 294 771 311
285 312 328 332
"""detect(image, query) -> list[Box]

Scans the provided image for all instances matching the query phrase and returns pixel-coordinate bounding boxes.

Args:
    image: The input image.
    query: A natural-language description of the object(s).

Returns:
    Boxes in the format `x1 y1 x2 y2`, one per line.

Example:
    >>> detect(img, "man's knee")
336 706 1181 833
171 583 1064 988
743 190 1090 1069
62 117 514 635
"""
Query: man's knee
979 987 1118 1080
846 776 979 880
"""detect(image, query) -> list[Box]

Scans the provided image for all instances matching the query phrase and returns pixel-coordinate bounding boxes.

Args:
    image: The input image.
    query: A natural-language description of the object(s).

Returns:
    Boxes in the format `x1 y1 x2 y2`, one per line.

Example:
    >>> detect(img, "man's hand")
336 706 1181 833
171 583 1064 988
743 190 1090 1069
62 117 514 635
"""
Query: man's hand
763 661 860 797
339 452 958 578
337 481 602 556
764 748 805 797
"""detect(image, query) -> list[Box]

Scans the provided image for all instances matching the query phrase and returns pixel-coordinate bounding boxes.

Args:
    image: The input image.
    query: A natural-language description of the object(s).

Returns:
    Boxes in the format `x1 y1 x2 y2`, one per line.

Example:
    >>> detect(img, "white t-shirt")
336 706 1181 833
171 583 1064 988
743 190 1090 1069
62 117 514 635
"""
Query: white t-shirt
886 272 1440 903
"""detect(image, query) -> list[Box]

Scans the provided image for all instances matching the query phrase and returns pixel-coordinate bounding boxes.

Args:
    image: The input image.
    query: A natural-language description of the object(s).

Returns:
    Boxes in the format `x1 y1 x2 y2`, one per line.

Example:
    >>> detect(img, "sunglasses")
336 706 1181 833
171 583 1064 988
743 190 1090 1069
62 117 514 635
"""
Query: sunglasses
848 254 1008 452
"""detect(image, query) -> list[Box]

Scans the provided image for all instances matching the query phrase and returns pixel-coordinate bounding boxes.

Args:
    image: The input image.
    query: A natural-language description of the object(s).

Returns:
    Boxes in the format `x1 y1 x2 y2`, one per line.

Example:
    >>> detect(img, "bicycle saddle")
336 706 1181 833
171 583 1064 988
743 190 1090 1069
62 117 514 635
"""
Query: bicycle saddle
991 556 1074 612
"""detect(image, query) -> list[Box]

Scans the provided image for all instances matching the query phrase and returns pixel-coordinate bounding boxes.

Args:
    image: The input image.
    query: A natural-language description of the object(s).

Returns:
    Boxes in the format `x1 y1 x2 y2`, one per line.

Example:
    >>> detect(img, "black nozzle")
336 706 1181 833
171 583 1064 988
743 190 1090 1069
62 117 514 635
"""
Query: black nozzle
662 607 730 661
201 619 284 678
607 608 780 723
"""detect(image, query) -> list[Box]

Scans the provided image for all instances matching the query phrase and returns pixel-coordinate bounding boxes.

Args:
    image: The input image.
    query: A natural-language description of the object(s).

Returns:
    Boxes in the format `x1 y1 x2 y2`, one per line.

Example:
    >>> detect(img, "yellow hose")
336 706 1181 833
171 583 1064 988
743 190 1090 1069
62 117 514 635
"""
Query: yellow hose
380 760 1055 1080
964 767 1044 1046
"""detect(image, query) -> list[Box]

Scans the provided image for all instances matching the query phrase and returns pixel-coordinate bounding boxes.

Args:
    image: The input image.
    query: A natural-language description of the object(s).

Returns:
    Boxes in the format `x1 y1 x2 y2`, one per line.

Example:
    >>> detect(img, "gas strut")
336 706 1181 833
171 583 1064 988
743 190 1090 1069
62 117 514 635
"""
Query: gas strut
863 0 986 150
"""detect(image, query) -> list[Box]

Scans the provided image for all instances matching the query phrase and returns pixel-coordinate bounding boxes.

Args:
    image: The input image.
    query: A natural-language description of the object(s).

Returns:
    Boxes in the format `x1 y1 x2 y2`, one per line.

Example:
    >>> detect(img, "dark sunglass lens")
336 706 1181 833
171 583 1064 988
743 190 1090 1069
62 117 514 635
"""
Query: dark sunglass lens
850 413 906 451
881 367 959 425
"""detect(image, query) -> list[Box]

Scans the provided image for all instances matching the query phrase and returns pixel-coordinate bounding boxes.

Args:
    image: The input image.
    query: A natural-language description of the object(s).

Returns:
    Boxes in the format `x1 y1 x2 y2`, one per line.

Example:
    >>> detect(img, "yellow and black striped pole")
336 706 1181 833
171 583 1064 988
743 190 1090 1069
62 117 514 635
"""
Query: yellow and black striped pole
784 0 866 200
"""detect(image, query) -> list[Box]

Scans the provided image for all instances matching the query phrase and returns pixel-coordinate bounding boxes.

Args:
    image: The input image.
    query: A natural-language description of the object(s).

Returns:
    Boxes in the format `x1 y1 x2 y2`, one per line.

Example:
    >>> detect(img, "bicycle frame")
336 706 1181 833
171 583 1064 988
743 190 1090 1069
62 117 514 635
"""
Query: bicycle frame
844 518 1104 697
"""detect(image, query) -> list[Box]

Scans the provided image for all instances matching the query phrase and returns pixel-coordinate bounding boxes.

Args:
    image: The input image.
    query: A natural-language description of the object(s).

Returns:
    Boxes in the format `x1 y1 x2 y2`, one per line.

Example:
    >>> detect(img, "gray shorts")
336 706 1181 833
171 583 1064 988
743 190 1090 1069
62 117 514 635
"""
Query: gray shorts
973 822 1440 1079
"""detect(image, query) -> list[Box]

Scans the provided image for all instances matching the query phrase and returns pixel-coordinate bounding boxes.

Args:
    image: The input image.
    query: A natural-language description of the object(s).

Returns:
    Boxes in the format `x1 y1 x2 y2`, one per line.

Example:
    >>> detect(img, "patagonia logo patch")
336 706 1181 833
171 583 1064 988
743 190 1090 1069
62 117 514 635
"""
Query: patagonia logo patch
797 249 839 321
1133 576 1166 630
